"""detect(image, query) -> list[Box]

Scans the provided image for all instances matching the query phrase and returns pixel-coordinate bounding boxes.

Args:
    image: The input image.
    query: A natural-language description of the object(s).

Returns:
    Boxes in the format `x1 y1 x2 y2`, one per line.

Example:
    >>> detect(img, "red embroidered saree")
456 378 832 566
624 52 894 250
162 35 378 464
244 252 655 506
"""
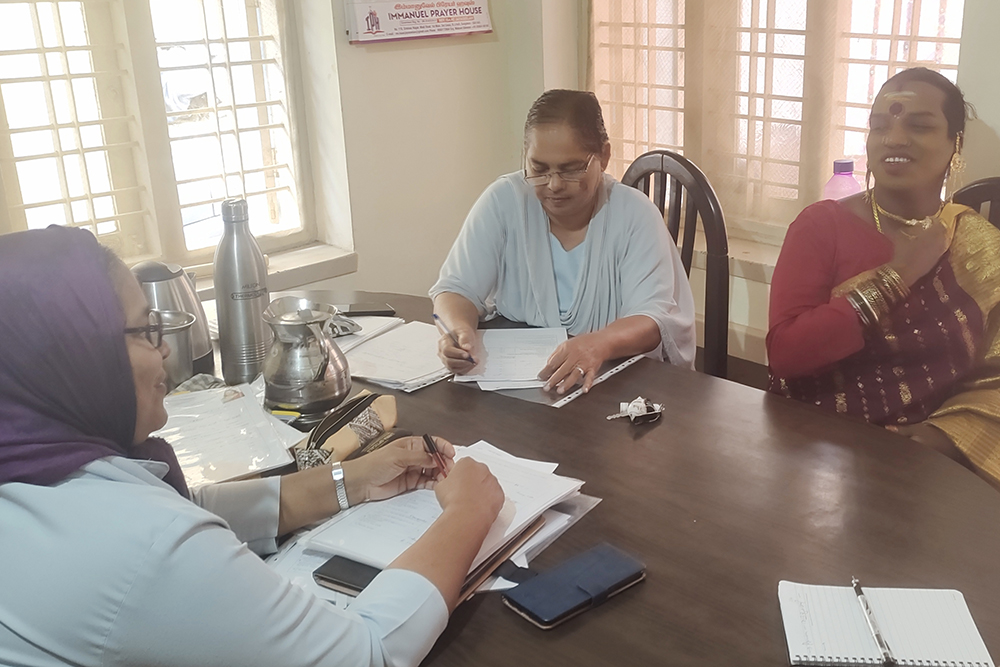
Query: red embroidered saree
767 199 1000 483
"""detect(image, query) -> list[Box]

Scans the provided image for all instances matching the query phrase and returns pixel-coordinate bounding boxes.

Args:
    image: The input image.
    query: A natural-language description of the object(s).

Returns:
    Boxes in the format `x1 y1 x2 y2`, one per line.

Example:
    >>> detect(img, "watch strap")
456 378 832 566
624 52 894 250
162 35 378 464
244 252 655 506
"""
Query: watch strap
331 462 350 511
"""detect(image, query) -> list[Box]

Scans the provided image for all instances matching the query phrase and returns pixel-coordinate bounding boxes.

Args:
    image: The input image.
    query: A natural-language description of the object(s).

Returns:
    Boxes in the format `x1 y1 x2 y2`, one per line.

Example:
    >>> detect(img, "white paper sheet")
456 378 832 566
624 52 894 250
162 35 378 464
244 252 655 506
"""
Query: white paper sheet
477 379 546 391
453 328 567 383
333 316 405 353
306 441 583 572
345 321 451 392
463 440 560 474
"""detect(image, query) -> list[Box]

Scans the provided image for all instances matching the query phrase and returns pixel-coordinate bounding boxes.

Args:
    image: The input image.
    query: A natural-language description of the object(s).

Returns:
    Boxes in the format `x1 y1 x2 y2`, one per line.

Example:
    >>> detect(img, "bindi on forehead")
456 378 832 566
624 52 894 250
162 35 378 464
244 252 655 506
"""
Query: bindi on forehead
883 90 916 117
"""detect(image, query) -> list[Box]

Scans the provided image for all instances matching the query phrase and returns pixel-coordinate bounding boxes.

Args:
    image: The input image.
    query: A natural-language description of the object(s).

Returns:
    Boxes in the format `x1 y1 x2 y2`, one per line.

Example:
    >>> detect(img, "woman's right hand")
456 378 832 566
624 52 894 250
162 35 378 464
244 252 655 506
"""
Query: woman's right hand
434 458 504 523
436 325 480 375
888 219 949 287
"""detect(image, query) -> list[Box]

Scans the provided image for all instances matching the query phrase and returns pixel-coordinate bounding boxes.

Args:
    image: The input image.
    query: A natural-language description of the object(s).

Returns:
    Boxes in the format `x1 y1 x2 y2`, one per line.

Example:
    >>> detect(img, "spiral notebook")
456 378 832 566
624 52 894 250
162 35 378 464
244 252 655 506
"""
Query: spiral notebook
778 581 994 666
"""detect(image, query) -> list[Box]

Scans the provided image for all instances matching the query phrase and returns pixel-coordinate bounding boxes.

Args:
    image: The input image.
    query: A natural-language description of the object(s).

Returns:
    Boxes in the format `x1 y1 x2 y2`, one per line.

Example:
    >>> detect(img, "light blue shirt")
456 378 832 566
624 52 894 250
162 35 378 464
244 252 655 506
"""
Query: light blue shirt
431 173 697 367
0 456 447 667
549 232 587 316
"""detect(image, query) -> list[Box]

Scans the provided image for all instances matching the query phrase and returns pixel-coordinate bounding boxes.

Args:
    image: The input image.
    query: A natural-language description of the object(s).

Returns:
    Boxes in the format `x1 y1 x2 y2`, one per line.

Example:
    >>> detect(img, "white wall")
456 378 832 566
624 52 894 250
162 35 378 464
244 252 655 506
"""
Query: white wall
956 0 1000 184
303 1 550 296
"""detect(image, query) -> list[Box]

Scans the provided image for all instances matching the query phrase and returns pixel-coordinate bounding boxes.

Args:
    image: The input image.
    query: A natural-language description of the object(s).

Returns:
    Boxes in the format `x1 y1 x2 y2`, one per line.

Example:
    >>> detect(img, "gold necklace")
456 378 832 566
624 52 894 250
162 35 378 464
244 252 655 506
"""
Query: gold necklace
868 189 943 235
868 188 945 239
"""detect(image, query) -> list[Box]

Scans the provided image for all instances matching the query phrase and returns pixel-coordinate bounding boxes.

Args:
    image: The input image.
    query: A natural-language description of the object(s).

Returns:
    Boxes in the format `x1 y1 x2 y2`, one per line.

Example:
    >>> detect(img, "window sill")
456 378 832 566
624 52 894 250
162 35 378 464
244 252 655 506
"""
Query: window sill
689 233 781 284
194 242 357 300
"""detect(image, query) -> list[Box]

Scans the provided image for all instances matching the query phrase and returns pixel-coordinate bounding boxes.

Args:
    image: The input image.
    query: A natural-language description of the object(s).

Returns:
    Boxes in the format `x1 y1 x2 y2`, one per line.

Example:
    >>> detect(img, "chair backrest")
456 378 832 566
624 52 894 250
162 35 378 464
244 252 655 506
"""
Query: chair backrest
620 150 730 379
953 177 1000 230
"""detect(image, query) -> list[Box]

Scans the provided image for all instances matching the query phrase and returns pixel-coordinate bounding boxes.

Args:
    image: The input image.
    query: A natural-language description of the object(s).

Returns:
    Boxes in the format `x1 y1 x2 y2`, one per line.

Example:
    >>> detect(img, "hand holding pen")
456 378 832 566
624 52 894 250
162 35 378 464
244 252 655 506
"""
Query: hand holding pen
433 313 479 373
422 434 450 479
347 436 455 502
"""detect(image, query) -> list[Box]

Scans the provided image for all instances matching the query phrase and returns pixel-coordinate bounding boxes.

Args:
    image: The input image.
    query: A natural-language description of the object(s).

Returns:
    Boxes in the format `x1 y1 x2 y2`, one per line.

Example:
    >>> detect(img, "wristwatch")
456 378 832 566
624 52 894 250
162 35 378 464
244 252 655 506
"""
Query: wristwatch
330 462 350 511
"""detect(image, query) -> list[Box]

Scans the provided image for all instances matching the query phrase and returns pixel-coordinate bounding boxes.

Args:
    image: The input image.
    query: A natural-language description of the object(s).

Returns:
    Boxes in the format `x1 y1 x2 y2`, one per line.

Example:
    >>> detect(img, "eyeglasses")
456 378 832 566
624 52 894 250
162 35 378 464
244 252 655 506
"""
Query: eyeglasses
124 310 164 349
523 154 595 187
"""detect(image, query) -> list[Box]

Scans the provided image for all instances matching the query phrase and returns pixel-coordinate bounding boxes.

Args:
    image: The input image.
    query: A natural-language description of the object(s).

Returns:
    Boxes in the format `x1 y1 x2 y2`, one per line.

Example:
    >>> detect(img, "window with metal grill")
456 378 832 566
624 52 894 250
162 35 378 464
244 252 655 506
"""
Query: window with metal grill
590 0 965 234
0 0 310 264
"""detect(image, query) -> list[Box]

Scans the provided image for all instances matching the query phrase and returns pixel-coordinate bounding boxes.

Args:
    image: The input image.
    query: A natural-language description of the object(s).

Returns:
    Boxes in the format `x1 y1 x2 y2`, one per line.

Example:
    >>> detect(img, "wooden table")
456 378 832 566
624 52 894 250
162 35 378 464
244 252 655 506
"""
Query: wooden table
311 291 1000 666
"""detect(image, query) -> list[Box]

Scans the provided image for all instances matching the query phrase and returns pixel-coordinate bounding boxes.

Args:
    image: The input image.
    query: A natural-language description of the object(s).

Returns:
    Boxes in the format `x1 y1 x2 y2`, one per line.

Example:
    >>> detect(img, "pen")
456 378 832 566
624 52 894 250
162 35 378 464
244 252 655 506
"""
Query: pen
432 313 476 364
852 577 896 666
422 433 449 478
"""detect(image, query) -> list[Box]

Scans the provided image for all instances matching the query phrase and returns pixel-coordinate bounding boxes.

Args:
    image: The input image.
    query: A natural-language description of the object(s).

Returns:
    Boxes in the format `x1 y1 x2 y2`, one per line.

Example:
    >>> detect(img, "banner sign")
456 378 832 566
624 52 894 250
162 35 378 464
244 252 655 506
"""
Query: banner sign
345 1 493 44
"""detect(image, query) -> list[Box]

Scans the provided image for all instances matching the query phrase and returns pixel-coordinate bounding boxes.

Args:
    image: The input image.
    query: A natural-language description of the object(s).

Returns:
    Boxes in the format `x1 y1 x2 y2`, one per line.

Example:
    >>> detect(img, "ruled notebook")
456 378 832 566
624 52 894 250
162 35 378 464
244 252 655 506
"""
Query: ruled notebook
777 581 994 666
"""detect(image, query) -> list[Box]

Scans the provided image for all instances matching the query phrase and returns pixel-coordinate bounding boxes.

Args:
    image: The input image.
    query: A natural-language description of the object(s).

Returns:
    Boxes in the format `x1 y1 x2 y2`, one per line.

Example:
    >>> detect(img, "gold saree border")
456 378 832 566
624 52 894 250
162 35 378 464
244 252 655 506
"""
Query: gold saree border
928 207 1000 485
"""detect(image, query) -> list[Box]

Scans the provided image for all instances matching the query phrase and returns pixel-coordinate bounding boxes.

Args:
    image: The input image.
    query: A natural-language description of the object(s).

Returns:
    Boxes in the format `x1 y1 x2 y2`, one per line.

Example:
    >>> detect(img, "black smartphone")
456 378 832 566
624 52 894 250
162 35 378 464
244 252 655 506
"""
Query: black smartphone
335 303 396 317
313 555 382 596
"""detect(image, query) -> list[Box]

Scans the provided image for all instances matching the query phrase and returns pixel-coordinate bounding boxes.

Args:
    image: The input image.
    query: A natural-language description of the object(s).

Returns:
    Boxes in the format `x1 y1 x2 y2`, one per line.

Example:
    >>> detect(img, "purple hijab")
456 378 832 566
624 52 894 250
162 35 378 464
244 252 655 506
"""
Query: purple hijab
0 226 189 497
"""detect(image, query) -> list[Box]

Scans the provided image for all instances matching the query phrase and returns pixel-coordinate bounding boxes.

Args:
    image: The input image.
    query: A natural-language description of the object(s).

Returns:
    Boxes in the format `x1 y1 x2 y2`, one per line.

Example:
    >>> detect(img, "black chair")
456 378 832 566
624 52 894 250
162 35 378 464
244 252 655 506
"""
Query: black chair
620 150 730 379
953 177 1000 230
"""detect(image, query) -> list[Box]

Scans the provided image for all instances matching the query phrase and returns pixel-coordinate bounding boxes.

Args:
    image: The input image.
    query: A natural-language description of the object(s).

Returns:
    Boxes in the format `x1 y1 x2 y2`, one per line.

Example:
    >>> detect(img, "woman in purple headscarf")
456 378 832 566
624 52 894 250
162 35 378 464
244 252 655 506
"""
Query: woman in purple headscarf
0 226 503 667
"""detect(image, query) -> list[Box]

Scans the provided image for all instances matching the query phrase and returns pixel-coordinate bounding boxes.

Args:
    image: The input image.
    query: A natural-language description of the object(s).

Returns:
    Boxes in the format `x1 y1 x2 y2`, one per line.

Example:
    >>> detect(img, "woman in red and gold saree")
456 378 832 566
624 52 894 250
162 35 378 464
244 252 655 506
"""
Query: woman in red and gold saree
767 68 1000 488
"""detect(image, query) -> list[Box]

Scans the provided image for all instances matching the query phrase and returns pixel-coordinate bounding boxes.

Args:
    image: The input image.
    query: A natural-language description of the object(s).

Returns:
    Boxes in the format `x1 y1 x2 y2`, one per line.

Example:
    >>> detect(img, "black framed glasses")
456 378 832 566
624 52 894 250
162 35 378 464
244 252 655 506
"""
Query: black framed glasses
523 154 595 187
125 310 164 349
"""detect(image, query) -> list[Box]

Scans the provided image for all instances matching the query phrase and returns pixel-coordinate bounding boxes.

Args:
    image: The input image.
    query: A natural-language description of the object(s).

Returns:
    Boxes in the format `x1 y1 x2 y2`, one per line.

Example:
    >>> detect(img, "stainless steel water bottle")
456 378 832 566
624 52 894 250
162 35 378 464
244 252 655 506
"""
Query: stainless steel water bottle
214 198 272 384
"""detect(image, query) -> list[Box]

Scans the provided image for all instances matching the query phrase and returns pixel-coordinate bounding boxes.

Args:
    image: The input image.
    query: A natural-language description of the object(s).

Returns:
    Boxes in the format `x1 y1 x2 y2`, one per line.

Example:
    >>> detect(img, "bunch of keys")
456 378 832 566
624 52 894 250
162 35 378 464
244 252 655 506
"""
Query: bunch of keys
606 396 665 424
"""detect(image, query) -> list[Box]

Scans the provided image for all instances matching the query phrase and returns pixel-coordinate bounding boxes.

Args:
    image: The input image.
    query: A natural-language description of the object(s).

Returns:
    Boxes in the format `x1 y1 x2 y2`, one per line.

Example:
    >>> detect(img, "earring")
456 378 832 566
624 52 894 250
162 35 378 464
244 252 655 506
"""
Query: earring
946 133 966 201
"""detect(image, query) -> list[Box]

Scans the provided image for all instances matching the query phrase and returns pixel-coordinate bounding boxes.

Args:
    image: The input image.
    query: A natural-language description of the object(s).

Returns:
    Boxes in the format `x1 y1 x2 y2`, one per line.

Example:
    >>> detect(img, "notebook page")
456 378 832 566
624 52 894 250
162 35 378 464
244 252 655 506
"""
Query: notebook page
778 581 882 665
865 587 994 667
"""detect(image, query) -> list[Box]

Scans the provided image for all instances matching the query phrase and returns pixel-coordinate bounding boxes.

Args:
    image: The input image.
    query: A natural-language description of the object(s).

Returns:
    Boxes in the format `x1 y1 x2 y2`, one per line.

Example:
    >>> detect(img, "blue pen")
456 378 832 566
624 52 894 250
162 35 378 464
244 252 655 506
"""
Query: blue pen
432 313 476 364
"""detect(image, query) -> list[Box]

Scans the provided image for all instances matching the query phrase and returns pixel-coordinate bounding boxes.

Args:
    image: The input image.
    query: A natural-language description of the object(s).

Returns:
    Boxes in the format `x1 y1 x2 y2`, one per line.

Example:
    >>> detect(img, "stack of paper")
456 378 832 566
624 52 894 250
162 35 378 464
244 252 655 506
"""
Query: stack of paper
153 383 301 488
332 315 404 353
305 440 585 576
344 321 450 392
453 327 567 391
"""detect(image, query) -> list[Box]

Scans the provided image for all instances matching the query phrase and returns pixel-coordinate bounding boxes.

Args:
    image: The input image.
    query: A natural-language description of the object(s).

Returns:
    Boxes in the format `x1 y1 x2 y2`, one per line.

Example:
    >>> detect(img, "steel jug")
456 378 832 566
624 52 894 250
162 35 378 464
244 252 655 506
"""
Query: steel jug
132 260 215 376
262 297 351 413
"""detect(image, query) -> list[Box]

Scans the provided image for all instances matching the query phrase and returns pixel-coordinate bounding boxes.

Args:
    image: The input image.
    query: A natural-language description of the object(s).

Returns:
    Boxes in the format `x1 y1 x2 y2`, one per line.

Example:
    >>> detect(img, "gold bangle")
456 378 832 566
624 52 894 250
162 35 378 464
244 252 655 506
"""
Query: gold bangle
859 281 889 321
876 265 909 304
848 289 878 327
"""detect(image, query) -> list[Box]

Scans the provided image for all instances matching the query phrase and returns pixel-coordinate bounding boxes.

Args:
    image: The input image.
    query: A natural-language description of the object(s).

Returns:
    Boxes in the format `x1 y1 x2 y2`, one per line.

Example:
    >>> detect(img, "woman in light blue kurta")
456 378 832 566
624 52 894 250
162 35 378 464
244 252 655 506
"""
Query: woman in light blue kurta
0 226 504 667
432 90 696 394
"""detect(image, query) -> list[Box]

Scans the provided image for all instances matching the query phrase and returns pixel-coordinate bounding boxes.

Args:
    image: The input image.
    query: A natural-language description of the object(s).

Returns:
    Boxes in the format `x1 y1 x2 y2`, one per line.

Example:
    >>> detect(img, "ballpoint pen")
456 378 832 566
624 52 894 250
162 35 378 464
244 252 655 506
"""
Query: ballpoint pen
422 433 449 478
432 313 476 364
852 577 897 666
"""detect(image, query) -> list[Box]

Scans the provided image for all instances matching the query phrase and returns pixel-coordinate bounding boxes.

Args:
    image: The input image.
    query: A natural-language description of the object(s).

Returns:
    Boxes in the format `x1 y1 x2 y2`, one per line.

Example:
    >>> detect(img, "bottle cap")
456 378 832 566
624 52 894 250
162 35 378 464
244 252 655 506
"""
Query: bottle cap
833 159 855 174
221 198 249 223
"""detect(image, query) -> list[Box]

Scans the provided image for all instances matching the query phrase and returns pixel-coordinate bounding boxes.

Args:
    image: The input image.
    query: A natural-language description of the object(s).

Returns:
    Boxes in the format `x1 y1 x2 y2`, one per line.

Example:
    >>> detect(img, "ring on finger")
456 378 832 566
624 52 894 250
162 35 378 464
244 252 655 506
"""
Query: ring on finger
574 365 585 376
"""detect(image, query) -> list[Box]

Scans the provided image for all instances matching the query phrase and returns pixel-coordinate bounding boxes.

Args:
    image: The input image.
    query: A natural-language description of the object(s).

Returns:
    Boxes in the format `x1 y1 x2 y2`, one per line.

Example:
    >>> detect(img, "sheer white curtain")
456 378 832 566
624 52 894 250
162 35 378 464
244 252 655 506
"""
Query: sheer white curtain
590 0 965 236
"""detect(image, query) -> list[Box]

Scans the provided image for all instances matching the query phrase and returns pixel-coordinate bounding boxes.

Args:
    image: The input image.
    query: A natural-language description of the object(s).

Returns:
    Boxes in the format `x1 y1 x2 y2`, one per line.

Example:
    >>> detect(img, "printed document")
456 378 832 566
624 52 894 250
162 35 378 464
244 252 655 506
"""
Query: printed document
453 327 567 387
344 321 450 392
306 440 583 572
